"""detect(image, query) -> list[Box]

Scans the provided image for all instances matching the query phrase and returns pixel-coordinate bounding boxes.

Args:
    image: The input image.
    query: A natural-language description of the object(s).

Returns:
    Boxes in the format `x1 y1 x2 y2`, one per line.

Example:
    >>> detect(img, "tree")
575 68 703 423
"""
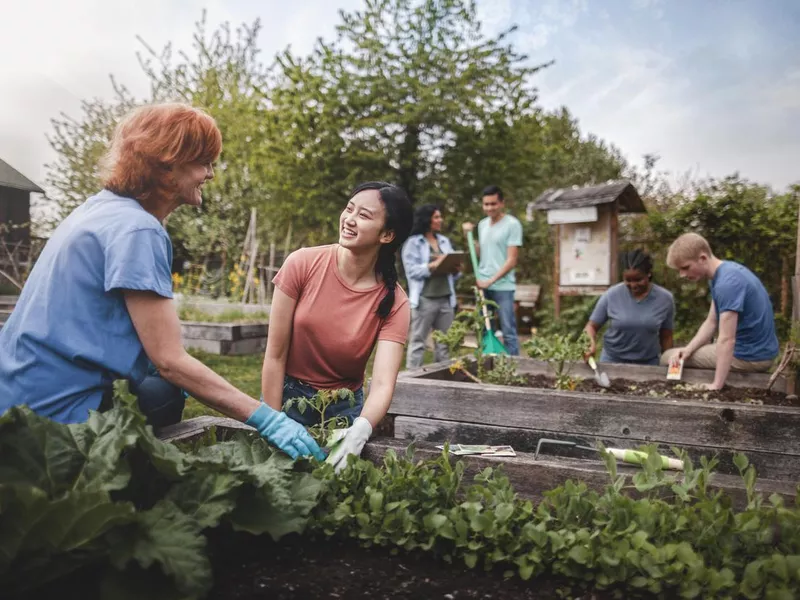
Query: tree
45 88 136 225
262 0 551 243
43 2 629 291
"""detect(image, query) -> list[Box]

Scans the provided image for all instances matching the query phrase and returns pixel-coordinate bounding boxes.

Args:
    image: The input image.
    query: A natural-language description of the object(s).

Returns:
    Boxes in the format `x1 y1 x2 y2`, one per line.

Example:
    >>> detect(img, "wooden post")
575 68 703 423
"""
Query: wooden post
788 189 800 393
241 209 258 304
282 223 293 265
266 241 276 302
553 224 561 319
781 257 790 317
609 205 619 284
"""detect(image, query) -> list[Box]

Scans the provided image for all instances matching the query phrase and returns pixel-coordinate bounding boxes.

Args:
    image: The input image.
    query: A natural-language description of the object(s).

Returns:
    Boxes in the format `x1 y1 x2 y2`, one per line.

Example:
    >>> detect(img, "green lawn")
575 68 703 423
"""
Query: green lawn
184 347 441 419
184 350 263 419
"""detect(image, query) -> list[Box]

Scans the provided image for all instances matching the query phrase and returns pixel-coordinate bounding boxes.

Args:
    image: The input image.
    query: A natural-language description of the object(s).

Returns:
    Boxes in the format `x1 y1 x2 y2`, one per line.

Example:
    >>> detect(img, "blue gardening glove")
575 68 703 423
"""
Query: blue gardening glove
326 416 372 473
246 404 325 461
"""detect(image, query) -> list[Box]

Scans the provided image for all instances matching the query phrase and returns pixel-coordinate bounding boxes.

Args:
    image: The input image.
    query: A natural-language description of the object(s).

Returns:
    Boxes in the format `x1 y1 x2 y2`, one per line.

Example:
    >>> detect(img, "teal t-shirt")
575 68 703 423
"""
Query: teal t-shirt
477 214 523 291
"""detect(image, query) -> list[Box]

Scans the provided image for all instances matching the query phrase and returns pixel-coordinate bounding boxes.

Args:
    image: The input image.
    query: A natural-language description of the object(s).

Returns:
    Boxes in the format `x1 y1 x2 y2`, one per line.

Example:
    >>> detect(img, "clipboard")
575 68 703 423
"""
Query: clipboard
431 252 466 275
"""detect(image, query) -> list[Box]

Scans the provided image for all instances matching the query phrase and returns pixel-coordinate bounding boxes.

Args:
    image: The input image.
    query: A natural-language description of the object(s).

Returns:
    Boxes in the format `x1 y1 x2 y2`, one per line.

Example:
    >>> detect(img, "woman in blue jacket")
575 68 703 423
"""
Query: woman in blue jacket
401 204 460 368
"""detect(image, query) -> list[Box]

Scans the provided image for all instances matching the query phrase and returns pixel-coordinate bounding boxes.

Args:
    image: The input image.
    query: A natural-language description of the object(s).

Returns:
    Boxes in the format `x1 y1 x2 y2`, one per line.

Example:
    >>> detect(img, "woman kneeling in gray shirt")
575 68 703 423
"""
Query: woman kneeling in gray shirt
584 249 675 366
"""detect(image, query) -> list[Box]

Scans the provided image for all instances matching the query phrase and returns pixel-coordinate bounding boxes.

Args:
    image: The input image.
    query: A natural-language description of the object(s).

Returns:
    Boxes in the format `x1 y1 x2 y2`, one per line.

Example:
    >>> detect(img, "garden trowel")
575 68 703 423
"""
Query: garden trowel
534 438 684 471
587 356 610 388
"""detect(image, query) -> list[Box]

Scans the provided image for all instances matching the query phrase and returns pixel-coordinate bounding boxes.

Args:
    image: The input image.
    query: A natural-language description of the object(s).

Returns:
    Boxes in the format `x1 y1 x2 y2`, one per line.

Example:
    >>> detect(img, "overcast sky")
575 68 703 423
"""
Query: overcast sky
1 0 798 200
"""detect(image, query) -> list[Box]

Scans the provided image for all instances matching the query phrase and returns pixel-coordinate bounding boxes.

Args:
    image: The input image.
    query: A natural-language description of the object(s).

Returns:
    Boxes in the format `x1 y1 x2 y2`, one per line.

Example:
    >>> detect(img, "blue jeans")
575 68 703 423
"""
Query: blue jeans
484 289 519 355
281 375 364 427
98 368 186 427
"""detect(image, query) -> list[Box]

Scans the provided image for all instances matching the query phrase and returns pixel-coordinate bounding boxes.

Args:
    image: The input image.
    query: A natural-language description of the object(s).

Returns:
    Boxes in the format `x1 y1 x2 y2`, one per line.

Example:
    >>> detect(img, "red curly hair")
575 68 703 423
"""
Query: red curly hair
101 103 222 203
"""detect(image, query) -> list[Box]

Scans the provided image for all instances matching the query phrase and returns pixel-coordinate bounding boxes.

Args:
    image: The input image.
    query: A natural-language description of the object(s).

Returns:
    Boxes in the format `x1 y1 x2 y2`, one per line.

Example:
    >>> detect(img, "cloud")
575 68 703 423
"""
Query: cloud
0 0 360 192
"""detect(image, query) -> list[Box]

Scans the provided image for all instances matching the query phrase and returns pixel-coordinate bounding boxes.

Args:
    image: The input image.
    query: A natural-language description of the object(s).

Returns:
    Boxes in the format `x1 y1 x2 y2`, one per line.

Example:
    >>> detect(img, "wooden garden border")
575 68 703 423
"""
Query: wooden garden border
157 417 796 511
387 358 800 480
180 321 268 355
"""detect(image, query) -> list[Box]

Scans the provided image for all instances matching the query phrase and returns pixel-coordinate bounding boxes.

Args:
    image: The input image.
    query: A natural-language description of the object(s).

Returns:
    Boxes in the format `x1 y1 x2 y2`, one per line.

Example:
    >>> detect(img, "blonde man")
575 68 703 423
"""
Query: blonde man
660 233 778 389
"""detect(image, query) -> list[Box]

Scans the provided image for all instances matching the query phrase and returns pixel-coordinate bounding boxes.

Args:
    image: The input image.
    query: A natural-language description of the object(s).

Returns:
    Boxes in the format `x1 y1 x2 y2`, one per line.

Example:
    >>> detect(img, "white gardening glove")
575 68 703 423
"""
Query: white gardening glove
325 416 372 473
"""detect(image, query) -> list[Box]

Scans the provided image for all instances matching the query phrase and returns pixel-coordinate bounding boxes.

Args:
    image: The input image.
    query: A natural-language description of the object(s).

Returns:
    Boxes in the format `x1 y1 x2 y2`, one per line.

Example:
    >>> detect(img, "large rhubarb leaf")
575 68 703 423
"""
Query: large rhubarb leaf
0 400 323 599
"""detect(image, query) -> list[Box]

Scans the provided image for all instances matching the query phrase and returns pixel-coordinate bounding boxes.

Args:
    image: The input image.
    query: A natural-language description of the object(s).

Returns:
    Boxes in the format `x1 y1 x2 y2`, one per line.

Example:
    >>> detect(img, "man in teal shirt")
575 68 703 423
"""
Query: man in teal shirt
462 185 524 354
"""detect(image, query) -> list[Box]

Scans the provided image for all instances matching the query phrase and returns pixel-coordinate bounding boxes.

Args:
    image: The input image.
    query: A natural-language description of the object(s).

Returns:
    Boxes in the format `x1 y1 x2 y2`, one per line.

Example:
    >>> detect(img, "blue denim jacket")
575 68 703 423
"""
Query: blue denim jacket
401 233 459 309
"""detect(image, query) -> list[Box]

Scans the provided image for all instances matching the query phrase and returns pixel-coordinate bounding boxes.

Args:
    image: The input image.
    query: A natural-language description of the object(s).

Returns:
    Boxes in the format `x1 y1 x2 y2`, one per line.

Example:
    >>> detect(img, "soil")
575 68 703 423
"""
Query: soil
208 533 603 600
515 374 796 406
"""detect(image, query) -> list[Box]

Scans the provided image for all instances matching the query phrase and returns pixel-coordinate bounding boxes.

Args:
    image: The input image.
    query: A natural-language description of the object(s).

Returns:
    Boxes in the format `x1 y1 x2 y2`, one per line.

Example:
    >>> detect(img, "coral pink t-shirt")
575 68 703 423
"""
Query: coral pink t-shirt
273 244 410 391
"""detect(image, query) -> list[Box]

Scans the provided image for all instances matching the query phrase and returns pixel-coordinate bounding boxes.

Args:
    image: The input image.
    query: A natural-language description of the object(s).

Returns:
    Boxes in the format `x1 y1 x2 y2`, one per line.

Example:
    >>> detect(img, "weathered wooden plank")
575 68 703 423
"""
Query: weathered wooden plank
180 321 268 342
394 416 800 481
361 438 796 511
224 336 267 355
157 415 251 442
400 357 789 393
181 322 237 341
389 378 800 456
156 419 795 510
237 323 270 339
182 334 267 355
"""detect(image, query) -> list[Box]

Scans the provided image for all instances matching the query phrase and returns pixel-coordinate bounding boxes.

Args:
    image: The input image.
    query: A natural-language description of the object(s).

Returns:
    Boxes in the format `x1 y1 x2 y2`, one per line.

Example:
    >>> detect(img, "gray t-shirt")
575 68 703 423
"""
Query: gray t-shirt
589 282 675 364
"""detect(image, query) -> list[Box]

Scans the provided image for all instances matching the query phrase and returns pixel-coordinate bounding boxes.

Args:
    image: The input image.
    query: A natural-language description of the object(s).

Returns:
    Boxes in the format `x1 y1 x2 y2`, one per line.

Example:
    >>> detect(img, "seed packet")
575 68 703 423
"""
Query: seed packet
666 358 684 381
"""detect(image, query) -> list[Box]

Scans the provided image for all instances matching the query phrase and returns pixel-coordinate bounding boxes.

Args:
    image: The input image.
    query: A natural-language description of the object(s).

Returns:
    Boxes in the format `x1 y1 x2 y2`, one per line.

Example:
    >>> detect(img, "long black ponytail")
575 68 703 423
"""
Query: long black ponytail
348 181 413 318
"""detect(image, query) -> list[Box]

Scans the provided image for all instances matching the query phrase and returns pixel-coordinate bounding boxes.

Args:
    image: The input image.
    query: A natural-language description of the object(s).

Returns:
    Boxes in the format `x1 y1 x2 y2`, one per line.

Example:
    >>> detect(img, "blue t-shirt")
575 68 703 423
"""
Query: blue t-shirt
711 261 779 362
589 282 674 364
477 214 523 291
0 190 174 423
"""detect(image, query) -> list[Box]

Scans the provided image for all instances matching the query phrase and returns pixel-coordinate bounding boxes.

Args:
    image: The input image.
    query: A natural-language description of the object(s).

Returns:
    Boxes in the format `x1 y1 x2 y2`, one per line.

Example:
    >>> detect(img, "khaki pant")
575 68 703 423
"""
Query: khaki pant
660 344 774 372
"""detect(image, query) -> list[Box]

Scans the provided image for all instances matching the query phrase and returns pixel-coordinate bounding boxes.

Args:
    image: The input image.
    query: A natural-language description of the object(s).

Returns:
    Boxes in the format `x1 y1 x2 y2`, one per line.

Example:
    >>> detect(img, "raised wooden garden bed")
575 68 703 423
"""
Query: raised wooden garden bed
158 417 796 510
385 357 800 481
180 321 268 355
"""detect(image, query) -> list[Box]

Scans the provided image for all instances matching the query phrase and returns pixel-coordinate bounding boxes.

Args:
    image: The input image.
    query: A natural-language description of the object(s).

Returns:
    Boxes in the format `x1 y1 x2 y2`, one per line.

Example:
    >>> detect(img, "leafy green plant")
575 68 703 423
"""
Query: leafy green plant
6 386 800 600
0 382 323 600
283 388 356 448
483 354 526 386
315 443 800 599
524 332 589 390
433 293 510 383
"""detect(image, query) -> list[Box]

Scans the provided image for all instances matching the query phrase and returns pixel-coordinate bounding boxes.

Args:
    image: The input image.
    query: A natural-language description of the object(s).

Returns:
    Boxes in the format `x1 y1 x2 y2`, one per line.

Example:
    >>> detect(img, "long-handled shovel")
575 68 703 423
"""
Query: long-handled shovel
466 229 507 355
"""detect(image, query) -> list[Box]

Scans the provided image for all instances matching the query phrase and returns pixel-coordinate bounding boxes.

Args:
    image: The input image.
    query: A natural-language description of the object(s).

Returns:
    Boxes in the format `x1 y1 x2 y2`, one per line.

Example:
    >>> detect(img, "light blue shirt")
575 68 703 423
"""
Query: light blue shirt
711 261 779 362
0 190 174 424
477 214 523 291
401 234 458 309
590 282 674 364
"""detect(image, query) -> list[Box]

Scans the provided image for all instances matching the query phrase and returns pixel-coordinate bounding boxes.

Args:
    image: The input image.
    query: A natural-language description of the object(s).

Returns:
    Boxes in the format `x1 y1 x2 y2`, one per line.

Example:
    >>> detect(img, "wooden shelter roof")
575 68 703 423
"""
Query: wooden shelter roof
530 180 645 214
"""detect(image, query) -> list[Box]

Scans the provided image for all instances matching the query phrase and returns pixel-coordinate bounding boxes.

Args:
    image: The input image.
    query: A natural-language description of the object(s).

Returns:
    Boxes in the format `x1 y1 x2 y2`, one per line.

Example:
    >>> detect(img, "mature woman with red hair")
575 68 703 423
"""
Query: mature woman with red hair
0 103 323 461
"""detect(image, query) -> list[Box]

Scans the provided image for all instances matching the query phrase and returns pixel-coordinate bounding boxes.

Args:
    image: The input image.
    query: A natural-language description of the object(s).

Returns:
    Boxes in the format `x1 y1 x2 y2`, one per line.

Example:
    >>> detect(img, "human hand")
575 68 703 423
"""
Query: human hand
670 348 691 367
462 222 474 233
476 279 491 290
325 416 373 473
245 403 325 461
703 382 723 391
429 254 447 271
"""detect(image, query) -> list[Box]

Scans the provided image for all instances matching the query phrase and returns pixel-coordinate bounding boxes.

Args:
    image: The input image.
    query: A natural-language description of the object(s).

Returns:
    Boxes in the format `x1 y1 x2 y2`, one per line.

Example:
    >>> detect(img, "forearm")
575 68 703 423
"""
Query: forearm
686 319 716 354
158 352 260 421
487 257 516 284
712 336 736 387
359 381 395 429
261 356 286 411
584 322 598 344
660 330 674 352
